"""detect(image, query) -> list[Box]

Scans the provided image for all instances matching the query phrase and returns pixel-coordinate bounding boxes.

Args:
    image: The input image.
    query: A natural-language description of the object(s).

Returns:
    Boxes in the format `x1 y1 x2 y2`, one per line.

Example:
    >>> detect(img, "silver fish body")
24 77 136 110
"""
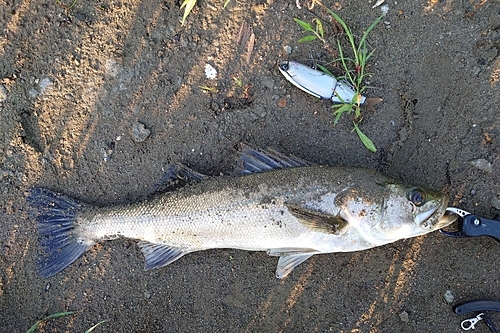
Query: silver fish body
29 149 455 278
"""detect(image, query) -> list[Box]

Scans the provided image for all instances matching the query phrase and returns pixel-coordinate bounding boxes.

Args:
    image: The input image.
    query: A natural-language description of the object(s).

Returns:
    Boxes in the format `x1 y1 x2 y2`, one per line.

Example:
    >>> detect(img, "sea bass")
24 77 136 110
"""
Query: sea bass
28 148 455 278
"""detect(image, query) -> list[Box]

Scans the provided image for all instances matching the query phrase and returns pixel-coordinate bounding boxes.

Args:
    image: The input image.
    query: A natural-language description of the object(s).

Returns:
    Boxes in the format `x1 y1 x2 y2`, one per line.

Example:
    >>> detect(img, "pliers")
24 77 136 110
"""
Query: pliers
441 209 500 332
454 300 500 332
440 207 500 241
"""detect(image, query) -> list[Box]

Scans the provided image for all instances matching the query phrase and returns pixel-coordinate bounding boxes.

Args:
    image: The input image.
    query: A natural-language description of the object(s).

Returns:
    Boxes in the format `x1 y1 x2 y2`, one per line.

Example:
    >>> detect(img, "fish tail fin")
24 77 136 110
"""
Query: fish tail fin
27 188 94 278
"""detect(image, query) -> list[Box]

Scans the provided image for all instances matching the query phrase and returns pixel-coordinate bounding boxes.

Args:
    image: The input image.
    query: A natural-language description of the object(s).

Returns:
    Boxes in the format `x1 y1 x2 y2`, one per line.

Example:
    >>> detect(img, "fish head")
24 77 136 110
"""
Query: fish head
407 187 454 230
370 184 456 241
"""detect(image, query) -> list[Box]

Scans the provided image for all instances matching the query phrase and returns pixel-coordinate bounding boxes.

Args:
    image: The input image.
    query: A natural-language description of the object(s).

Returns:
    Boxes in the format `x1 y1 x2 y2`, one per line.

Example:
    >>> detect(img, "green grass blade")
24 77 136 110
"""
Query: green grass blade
298 35 317 42
358 15 383 52
326 9 350 36
85 320 108 333
364 48 377 64
352 122 377 152
316 63 333 76
332 56 357 64
313 18 324 39
56 0 78 9
232 76 242 88
294 18 313 32
27 312 74 333
325 9 357 61
332 103 351 112
223 0 232 8
336 41 354 84
332 103 352 125
180 0 197 25
199 86 218 93
354 105 361 118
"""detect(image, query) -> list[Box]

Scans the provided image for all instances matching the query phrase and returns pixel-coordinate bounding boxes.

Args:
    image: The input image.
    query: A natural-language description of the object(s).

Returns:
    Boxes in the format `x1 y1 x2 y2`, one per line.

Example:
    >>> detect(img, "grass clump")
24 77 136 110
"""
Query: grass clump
294 2 383 152
55 0 78 9
26 312 74 333
27 311 107 333
180 0 232 25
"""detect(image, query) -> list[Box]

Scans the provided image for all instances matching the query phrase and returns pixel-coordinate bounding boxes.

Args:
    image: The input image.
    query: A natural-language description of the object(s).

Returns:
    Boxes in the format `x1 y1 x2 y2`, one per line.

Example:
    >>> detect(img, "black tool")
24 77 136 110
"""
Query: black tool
440 208 500 241
454 300 500 332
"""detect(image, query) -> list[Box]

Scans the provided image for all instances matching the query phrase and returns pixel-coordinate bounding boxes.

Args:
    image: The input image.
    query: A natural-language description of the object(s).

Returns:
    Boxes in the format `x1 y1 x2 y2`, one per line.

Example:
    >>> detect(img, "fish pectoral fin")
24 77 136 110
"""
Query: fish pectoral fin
138 241 188 270
275 253 316 279
267 248 317 257
287 205 348 234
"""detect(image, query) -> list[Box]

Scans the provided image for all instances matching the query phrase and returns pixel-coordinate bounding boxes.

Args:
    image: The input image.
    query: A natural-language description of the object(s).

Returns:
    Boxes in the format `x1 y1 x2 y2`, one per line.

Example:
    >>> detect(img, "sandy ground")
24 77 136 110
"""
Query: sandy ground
1 0 499 332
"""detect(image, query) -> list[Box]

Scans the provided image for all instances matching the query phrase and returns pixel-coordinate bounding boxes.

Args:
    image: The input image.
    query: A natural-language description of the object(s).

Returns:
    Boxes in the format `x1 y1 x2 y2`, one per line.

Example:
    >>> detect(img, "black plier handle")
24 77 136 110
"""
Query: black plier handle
454 300 500 332
440 208 500 241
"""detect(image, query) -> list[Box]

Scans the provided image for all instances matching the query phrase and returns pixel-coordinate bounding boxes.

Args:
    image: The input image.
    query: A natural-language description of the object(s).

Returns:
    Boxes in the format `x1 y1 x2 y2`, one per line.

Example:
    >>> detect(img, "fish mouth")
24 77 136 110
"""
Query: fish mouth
435 195 457 229
416 195 456 230
415 205 438 225
436 210 458 229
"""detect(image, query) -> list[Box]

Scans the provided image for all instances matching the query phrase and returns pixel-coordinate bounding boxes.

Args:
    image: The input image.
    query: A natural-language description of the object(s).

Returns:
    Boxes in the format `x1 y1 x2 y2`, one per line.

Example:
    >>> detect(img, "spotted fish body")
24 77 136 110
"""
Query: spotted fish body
29 148 455 278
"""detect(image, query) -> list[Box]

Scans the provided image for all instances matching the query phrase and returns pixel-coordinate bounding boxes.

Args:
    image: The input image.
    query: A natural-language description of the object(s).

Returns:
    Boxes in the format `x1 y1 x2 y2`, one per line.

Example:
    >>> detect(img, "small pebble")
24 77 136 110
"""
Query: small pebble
205 63 217 80
0 169 14 178
38 77 52 94
284 45 292 54
444 290 454 303
399 311 409 322
491 195 500 209
469 159 493 174
132 122 151 143
105 58 120 77
380 4 389 15
0 84 7 103
144 291 152 299
29 88 38 98
277 98 287 108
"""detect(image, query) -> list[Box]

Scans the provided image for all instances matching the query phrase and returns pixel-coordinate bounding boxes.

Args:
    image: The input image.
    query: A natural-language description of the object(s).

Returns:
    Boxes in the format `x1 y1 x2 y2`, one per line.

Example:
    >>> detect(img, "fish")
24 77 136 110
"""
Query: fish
28 147 456 278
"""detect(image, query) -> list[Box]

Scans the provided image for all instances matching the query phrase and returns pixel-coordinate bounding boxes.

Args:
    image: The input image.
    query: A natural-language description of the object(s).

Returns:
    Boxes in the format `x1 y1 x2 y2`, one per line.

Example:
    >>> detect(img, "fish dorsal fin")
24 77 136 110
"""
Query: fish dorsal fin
234 146 311 175
138 241 188 270
153 163 208 192
287 205 348 234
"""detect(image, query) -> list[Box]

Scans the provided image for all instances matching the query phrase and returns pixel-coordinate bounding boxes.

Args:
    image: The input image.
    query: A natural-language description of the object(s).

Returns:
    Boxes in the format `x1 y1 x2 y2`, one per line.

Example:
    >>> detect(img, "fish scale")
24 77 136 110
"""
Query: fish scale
80 168 332 251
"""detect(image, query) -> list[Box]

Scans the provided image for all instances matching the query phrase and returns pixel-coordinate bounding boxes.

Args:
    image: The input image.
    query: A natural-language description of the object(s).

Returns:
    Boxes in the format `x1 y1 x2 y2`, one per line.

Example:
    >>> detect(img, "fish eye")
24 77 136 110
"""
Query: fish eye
408 188 426 206
279 63 289 71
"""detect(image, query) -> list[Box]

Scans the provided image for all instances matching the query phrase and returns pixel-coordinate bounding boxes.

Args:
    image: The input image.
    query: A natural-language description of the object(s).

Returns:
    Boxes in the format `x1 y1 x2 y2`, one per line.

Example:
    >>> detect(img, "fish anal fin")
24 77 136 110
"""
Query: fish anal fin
138 241 188 270
276 253 316 279
267 248 318 279
287 205 348 234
